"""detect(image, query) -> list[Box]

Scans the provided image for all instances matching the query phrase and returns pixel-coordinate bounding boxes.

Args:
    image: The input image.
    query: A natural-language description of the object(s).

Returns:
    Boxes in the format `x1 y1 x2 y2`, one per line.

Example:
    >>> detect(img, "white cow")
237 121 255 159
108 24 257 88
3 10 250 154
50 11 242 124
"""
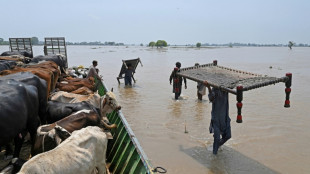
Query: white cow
50 91 102 107
18 126 108 174
50 91 121 117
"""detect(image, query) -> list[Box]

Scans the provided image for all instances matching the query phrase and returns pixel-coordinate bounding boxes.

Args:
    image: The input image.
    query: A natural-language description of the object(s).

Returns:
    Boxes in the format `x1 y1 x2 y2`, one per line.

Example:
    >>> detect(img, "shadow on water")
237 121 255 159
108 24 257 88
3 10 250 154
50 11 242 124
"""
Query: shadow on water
179 145 279 174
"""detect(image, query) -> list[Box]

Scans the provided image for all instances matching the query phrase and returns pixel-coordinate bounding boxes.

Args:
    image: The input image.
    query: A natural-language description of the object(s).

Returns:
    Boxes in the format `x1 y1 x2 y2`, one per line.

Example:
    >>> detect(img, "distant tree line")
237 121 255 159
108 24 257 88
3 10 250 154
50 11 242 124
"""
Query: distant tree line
0 38 9 45
148 40 168 48
0 38 125 46
1 37 309 47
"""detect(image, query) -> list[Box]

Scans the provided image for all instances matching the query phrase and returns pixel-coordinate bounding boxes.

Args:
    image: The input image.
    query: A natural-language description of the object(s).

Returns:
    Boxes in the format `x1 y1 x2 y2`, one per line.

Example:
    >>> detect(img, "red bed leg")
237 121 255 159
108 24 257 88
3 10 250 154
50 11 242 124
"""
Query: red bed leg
284 73 292 108
236 85 243 123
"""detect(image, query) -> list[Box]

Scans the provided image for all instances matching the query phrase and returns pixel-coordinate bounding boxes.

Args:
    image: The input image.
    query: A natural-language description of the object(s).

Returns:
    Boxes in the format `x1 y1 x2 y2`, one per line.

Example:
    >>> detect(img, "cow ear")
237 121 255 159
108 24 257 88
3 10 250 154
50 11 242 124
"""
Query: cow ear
111 88 113 92
54 126 71 144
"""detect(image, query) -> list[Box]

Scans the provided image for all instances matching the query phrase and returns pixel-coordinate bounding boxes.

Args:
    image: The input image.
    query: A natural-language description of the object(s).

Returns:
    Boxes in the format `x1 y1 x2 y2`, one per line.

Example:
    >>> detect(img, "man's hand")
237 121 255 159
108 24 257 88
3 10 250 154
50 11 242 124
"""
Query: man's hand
203 81 210 87
204 80 212 93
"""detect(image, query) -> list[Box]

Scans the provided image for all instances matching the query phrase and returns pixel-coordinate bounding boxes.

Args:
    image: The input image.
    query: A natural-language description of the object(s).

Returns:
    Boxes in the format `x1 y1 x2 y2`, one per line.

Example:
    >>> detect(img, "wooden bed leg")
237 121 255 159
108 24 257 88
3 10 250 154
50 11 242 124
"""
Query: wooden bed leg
132 76 136 83
284 73 292 108
236 85 243 123
116 77 121 85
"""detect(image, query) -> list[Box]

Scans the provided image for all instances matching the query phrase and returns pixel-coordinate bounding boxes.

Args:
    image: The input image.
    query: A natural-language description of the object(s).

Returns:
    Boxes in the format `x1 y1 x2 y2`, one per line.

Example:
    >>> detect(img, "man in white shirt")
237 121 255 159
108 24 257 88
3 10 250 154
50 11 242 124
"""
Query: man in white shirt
87 60 101 80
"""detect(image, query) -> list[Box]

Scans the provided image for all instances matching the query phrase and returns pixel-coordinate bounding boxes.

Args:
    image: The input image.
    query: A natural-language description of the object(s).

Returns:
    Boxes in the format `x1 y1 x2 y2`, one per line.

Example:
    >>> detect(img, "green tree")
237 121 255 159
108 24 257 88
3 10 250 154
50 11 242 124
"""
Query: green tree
0 38 3 43
149 41 155 47
196 42 201 48
31 37 39 45
288 41 294 49
155 40 167 48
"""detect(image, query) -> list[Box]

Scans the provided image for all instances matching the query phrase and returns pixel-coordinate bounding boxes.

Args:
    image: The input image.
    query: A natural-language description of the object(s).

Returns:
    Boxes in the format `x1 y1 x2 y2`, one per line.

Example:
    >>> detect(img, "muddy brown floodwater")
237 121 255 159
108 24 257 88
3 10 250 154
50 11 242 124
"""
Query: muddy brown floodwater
1 46 309 174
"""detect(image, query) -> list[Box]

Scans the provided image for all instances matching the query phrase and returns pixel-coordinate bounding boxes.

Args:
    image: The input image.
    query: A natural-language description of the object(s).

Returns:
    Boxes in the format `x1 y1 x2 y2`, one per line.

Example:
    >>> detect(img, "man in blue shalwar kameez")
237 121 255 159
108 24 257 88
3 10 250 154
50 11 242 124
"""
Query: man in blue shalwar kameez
204 81 231 155
124 63 135 86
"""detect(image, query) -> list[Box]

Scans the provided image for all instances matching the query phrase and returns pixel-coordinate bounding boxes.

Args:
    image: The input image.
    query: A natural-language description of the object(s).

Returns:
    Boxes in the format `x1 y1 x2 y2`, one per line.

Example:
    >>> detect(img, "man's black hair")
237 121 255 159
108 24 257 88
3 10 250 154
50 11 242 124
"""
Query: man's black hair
92 60 98 65
176 62 181 68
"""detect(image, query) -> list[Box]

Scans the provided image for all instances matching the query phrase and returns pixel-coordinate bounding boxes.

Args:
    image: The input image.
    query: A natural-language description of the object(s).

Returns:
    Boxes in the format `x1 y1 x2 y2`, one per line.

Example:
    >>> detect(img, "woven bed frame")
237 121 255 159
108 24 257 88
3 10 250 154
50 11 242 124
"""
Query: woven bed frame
177 60 292 123
117 58 143 84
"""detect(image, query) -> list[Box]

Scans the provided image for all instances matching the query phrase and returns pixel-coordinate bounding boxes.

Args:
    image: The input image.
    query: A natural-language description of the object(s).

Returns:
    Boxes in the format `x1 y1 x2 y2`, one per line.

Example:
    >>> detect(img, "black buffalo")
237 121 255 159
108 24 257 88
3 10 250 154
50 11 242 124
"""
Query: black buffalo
0 72 48 124
0 79 40 157
46 101 100 124
30 55 67 73
0 60 16 72
1 51 33 58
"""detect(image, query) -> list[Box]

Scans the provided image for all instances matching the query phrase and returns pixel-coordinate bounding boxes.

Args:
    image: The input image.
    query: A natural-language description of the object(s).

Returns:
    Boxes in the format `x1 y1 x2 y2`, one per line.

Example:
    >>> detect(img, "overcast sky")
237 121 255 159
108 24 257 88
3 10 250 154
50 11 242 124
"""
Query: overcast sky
0 0 309 45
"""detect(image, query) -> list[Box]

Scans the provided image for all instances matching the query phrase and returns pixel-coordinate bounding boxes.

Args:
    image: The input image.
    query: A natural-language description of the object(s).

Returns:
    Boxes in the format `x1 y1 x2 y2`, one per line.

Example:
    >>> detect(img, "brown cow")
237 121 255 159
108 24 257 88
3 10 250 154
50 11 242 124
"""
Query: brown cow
25 61 60 91
56 77 95 92
0 64 57 96
32 109 110 156
0 55 31 64
71 86 94 95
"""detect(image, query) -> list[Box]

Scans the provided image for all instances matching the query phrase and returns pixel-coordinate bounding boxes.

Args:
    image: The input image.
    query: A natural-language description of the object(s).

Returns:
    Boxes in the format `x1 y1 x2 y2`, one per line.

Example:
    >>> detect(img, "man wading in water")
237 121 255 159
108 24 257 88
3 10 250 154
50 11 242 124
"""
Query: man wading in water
204 80 231 155
169 62 187 100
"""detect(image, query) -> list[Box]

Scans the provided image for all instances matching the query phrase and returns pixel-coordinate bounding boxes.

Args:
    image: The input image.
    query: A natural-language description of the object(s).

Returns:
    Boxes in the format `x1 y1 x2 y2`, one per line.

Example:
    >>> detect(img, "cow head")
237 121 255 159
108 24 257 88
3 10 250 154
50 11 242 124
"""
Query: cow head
100 91 121 117
35 124 71 154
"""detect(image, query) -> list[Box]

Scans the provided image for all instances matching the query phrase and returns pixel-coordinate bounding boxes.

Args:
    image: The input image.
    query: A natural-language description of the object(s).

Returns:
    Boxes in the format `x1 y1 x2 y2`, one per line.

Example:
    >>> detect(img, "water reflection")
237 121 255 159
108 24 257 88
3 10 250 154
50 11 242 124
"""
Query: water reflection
194 99 208 121
117 85 140 111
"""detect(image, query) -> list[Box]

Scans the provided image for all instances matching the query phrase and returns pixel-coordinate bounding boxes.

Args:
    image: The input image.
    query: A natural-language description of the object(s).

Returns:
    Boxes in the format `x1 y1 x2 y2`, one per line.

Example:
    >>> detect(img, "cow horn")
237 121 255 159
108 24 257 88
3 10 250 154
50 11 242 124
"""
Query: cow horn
100 120 117 130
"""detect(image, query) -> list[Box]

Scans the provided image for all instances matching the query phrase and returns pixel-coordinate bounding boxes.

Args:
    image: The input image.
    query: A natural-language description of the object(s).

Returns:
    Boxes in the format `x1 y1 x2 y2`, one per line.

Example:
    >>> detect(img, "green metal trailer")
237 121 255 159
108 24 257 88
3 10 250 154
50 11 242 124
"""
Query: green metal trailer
95 78 157 174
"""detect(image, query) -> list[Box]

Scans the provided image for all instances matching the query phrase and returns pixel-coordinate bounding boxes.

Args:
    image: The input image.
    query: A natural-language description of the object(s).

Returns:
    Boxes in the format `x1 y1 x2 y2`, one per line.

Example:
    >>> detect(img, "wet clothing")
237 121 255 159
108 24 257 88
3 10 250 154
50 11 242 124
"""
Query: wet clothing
197 82 206 95
208 88 231 154
87 65 101 80
169 69 186 99
124 68 135 86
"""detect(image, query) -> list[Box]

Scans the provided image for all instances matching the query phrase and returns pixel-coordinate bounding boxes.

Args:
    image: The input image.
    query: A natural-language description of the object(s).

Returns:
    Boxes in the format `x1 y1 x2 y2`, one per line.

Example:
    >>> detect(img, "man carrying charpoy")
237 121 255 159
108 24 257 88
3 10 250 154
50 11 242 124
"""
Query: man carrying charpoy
124 63 135 86
204 81 231 155
169 62 187 100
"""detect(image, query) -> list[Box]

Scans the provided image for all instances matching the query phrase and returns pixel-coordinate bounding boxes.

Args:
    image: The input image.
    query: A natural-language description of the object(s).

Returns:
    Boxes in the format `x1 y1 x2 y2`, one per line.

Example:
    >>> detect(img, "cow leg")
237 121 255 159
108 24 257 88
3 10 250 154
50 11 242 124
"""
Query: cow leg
13 135 25 158
27 117 40 156
4 144 13 159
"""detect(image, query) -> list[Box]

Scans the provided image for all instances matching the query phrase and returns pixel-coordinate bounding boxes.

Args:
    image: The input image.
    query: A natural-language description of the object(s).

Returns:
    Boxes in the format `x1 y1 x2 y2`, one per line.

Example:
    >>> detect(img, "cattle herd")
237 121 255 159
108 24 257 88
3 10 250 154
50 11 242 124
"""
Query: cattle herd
0 51 121 174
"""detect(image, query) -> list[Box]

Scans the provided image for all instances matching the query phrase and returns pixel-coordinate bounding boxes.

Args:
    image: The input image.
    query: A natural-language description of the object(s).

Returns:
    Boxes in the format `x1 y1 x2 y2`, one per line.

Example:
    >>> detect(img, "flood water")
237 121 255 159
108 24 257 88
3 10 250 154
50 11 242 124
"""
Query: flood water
1 46 309 174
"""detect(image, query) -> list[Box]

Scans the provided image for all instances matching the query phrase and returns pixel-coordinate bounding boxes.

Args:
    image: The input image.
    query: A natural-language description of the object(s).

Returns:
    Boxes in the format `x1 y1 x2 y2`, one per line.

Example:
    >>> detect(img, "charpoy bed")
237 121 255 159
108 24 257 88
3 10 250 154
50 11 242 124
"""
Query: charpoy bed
117 58 143 84
177 60 292 123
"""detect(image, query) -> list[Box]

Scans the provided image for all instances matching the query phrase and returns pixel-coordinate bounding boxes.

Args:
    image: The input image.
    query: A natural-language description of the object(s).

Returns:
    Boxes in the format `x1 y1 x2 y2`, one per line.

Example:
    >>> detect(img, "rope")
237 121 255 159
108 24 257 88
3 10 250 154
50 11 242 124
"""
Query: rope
152 166 167 173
